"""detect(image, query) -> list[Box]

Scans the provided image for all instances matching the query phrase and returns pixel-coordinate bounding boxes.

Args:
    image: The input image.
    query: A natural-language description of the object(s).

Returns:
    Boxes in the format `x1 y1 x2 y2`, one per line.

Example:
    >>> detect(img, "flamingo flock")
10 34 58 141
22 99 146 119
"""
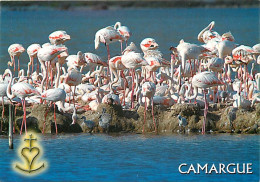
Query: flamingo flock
0 21 259 135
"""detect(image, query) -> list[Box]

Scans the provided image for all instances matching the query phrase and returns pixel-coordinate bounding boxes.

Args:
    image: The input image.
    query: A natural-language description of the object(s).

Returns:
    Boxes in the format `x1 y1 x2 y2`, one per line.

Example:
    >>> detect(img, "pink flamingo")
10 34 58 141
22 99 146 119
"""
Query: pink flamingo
186 71 224 134
27 44 41 75
217 32 236 59
37 45 68 92
141 82 156 133
8 44 25 73
121 45 148 108
64 68 82 107
83 52 108 75
198 21 221 44
40 88 66 134
66 51 85 71
170 39 210 71
4 69 40 135
108 55 128 104
114 22 132 52
95 26 124 62
49 30 71 45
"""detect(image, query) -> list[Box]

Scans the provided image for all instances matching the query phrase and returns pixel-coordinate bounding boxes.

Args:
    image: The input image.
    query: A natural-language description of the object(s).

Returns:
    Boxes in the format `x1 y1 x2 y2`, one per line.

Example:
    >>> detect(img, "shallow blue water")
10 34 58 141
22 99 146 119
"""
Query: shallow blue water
0 8 259 73
0 134 259 181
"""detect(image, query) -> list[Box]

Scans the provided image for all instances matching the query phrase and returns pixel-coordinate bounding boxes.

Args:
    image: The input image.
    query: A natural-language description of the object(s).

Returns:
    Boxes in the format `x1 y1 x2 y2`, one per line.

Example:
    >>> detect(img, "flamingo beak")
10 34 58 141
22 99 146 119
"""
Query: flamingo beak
64 34 71 40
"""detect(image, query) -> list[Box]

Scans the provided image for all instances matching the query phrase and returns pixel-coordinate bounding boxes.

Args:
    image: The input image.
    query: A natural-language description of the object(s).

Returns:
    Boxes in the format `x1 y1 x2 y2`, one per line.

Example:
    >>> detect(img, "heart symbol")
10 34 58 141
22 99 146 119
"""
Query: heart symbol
21 147 40 170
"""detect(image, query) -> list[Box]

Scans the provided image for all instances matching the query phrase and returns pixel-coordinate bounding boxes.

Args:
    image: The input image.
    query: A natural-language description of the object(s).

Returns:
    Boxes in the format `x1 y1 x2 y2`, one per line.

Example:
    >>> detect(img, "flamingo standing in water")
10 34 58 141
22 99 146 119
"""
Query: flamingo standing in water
95 26 124 62
4 69 40 135
27 44 41 75
40 88 66 134
114 22 132 52
8 44 25 73
141 82 156 133
186 71 224 134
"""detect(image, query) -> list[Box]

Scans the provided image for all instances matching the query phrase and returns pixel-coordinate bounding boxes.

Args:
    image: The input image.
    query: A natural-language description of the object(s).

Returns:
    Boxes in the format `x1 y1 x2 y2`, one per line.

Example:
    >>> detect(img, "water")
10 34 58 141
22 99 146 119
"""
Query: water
0 8 259 73
0 134 259 181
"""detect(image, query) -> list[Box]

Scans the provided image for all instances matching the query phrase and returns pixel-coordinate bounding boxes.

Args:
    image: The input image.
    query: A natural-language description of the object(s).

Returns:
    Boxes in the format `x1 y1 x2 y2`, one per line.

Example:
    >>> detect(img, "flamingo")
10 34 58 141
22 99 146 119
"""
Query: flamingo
37 45 68 92
170 39 210 71
216 32 236 59
108 55 128 103
198 21 221 44
64 68 82 106
121 45 148 108
66 51 85 71
40 88 66 134
49 30 71 45
4 69 40 135
114 21 132 52
83 52 108 76
8 44 25 73
141 82 156 133
27 44 41 75
186 71 224 134
95 26 124 62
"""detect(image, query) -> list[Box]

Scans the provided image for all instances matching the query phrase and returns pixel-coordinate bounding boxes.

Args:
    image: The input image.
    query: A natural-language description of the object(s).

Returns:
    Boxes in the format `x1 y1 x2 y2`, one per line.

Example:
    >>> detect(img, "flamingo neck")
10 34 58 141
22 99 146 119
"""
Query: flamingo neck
186 85 198 100
6 70 15 99
39 59 47 93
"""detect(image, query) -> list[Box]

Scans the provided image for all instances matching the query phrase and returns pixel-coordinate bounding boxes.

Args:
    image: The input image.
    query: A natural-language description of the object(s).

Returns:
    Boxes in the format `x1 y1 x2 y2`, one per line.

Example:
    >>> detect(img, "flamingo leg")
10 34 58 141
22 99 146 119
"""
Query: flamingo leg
106 44 111 76
12 56 16 73
36 58 40 74
46 62 49 90
73 86 76 107
125 40 128 47
131 69 135 109
19 100 24 135
24 99 27 134
143 96 147 133
54 103 58 134
31 57 34 74
51 67 53 88
69 86 71 106
152 97 157 133
120 41 123 54
13 104 15 133
20 99 27 135
18 56 20 72
202 89 208 135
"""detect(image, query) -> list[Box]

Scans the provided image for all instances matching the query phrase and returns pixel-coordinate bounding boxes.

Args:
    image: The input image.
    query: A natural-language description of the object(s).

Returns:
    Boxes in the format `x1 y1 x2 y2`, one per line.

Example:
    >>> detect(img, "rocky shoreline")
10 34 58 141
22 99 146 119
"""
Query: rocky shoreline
1 103 259 135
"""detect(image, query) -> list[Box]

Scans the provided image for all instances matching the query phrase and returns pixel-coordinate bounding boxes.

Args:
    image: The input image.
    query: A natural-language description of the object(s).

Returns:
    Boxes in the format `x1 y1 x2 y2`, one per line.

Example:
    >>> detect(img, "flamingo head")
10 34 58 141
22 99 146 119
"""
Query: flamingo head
221 32 235 41
3 69 12 79
140 38 159 52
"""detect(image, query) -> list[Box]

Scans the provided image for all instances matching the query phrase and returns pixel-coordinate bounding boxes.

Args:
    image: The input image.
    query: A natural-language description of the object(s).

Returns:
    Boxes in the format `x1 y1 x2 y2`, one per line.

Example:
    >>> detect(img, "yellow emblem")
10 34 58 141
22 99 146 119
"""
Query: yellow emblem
13 132 47 176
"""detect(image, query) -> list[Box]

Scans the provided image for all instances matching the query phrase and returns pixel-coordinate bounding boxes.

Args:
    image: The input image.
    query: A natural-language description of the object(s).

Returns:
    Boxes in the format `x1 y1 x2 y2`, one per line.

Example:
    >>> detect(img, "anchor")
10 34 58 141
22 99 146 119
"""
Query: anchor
15 134 45 174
